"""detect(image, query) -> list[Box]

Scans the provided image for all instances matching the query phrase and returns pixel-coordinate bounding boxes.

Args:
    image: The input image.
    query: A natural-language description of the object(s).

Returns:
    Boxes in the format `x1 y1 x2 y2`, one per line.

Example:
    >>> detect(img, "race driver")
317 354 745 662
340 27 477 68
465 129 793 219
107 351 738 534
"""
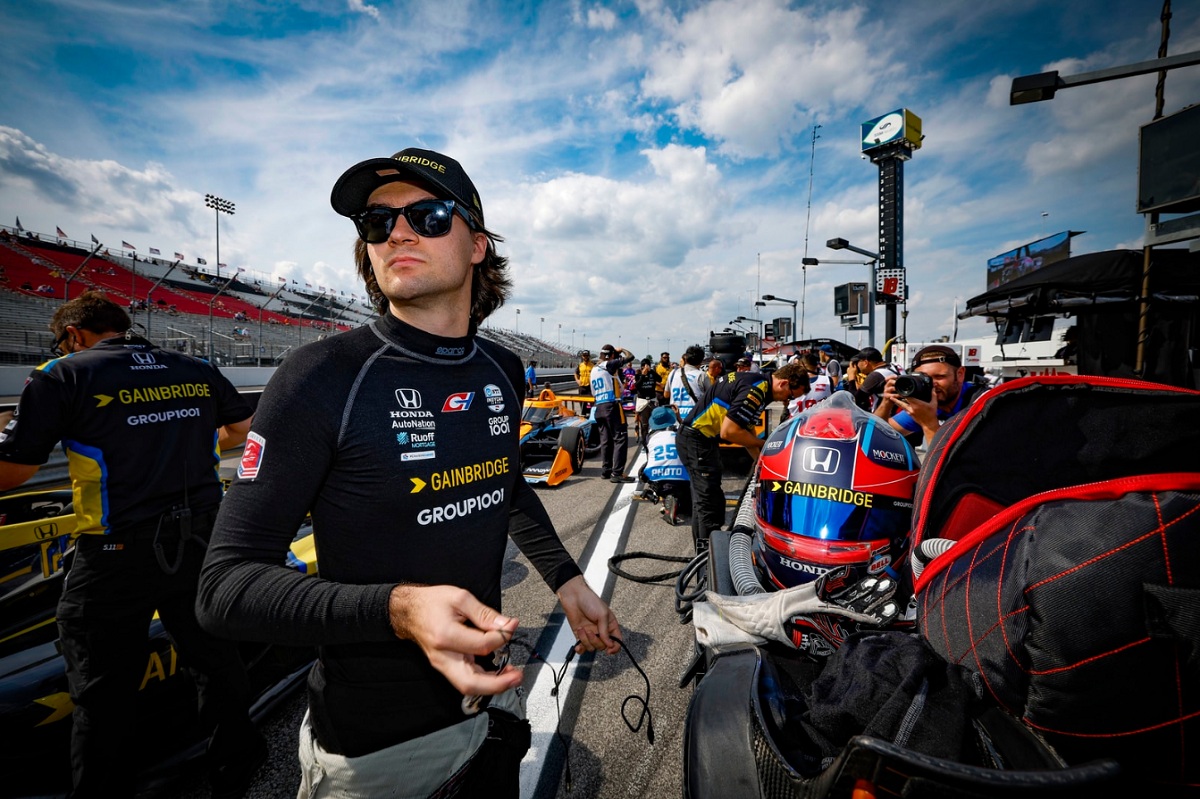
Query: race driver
196 147 620 798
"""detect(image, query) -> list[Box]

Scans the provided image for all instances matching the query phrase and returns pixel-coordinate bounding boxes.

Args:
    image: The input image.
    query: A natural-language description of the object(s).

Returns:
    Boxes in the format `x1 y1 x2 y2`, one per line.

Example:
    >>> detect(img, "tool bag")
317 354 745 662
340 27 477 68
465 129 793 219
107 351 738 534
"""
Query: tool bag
910 375 1200 787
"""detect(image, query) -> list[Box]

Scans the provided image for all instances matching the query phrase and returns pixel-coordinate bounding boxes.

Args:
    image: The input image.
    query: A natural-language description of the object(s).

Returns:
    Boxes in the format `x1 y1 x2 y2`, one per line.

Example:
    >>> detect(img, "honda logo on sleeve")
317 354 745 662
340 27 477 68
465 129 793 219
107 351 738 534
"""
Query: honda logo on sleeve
394 389 422 409
802 447 840 475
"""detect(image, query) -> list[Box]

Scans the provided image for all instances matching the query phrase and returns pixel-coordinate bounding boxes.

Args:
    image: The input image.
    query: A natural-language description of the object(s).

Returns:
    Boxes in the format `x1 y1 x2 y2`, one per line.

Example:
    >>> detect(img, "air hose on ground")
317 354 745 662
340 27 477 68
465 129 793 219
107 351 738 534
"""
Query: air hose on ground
729 476 767 596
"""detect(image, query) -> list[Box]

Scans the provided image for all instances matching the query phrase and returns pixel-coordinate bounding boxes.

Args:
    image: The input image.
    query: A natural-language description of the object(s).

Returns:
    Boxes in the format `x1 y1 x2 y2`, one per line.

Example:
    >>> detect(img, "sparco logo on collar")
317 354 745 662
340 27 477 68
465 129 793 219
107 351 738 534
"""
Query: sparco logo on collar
802 447 840 475
395 388 422 409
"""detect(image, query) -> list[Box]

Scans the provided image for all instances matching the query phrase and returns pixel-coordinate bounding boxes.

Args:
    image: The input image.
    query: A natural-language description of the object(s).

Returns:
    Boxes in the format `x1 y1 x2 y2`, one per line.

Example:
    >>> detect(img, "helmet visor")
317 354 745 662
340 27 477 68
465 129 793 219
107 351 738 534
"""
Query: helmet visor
756 487 910 543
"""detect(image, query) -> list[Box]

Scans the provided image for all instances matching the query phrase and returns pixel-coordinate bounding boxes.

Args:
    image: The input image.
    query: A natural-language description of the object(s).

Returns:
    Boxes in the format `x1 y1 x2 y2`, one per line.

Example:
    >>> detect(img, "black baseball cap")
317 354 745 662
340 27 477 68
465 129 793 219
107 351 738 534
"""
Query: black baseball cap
330 147 484 224
911 344 962 369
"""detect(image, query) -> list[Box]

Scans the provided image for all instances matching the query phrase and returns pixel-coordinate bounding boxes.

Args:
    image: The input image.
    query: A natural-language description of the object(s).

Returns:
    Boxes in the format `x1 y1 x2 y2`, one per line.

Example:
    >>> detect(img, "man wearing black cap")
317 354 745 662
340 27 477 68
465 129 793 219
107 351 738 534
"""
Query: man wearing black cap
198 147 619 797
818 344 842 383
591 344 635 482
849 346 898 412
654 351 672 404
575 349 594 390
878 344 985 446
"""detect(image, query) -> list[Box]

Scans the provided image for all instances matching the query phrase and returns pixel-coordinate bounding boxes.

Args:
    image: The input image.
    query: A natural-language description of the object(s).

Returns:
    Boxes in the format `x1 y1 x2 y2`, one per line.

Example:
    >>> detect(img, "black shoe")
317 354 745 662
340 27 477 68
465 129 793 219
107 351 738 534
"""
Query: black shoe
610 475 635 483
601 472 612 480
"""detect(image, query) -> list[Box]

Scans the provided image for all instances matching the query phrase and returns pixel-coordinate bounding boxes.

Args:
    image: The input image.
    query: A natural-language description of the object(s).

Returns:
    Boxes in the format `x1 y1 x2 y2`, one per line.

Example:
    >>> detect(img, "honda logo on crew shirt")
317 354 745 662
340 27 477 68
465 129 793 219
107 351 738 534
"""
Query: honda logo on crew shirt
395 389 422 409
802 447 840 475
132 352 156 365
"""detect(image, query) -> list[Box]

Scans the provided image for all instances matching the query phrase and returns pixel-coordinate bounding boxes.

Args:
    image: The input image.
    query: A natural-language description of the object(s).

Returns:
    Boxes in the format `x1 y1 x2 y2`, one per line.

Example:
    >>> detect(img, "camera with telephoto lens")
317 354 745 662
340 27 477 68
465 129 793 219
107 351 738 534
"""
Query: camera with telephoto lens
893 373 933 403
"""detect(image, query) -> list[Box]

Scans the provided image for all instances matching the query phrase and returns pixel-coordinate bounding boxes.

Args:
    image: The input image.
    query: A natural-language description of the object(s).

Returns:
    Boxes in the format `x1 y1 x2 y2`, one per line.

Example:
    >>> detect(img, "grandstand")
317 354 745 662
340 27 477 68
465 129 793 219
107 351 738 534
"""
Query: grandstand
0 224 575 369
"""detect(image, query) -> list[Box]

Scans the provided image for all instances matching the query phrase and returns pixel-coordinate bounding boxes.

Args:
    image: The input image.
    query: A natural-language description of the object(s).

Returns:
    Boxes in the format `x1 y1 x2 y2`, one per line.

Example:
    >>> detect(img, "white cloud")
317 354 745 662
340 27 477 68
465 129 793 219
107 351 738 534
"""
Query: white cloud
347 0 380 20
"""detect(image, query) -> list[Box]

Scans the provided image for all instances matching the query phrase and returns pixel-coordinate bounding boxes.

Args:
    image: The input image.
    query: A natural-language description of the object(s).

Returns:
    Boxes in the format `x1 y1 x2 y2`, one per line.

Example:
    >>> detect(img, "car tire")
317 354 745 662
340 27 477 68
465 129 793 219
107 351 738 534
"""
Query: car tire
559 426 585 472
709 333 746 354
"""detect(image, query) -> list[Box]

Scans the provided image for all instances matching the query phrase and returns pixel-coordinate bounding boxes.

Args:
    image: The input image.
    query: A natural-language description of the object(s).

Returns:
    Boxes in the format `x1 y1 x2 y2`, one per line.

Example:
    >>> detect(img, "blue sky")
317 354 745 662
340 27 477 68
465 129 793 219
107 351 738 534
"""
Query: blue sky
2 0 1197 357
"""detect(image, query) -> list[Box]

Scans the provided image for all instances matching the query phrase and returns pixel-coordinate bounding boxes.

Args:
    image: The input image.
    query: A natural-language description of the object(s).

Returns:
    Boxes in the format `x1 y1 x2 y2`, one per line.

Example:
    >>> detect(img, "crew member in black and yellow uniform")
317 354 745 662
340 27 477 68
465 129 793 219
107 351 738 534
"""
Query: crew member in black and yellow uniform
676 360 809 552
0 291 263 799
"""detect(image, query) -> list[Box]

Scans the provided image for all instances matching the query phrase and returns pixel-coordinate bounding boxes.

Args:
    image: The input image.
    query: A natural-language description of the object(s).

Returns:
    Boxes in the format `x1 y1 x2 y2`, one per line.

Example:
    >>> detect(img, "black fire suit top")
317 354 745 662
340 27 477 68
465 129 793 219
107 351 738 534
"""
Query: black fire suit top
196 313 582 757
0 334 250 534
681 370 770 440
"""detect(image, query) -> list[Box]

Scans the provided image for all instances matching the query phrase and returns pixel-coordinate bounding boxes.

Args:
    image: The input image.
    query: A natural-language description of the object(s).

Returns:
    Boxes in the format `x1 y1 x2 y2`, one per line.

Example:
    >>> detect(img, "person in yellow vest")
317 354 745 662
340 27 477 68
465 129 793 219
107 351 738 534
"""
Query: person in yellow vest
575 349 594 390
654 351 672 403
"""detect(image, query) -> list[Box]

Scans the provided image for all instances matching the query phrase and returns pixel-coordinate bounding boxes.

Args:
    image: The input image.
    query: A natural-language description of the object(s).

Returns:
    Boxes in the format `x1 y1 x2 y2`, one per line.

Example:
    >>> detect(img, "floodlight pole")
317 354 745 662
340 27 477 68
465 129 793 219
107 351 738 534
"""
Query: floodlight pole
760 294 797 350
1009 50 1200 104
827 239 884 347
204 194 235 281
805 250 879 349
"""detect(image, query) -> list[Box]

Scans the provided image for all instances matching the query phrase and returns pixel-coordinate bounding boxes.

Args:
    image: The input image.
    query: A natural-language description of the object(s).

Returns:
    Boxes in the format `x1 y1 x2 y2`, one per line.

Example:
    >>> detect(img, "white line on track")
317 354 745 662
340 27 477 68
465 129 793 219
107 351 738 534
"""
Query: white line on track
519 448 648 798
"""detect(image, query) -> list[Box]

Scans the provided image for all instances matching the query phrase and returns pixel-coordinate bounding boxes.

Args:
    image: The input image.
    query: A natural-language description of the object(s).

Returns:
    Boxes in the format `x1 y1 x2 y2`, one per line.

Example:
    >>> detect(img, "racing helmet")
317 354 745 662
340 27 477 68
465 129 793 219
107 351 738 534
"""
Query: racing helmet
751 392 919 591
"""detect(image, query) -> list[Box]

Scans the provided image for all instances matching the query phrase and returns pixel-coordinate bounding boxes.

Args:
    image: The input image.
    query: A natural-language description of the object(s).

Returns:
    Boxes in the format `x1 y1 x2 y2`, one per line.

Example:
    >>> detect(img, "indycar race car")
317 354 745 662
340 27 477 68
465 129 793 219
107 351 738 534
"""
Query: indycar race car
0 487 318 798
678 393 1122 798
520 388 598 486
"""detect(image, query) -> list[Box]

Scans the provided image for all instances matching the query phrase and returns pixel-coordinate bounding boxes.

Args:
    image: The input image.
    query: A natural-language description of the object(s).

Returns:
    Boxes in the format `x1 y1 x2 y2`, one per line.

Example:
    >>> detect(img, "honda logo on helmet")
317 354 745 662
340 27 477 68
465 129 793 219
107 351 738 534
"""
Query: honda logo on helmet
394 389 422 409
802 446 840 474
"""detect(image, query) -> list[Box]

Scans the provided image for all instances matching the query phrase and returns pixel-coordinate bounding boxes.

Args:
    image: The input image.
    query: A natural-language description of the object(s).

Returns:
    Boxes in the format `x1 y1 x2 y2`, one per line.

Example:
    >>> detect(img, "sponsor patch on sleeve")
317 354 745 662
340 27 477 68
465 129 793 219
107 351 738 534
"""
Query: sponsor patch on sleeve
238 431 266 480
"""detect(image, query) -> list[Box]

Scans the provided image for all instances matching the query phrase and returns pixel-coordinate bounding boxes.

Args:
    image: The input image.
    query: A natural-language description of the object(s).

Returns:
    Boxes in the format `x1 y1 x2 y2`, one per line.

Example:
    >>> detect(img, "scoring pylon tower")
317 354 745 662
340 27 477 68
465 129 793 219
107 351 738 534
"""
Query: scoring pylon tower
860 109 922 344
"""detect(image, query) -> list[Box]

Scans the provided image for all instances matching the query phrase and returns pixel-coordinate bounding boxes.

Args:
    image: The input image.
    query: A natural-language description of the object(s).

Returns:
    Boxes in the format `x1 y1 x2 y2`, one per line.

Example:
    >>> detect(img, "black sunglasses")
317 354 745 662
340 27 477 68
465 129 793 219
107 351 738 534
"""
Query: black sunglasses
50 330 70 357
351 199 475 243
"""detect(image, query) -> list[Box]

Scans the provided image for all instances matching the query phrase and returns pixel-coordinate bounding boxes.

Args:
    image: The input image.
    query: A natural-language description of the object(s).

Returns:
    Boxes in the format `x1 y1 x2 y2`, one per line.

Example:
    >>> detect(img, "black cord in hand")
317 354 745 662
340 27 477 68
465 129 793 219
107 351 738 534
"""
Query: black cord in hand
536 635 655 794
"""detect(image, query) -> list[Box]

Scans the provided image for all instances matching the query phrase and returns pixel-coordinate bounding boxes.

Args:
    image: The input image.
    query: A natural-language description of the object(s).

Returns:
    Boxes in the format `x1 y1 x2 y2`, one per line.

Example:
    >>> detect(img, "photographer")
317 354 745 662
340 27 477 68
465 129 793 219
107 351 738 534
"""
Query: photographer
877 345 987 447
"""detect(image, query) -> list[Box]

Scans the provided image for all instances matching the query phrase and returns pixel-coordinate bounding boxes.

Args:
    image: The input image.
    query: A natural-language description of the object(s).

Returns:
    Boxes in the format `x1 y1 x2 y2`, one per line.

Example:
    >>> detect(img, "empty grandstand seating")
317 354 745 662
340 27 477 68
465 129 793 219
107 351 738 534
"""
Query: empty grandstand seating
0 226 574 369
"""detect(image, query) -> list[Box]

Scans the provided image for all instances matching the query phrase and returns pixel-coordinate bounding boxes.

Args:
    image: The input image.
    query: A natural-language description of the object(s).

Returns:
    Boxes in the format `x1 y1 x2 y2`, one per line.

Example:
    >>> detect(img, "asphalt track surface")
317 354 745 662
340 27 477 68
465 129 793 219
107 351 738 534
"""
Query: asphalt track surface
160 421 758 799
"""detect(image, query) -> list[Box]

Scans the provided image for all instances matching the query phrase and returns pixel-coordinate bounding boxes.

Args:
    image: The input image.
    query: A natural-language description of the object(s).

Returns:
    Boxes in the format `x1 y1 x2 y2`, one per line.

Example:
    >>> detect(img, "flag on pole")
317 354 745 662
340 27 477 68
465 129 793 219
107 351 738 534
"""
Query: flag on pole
149 247 161 256
197 257 208 265
14 217 22 231
57 226 67 238
237 266 245 273
305 282 312 288
278 276 285 282
122 240 135 250
175 252 185 261
218 263 227 270
91 234 100 245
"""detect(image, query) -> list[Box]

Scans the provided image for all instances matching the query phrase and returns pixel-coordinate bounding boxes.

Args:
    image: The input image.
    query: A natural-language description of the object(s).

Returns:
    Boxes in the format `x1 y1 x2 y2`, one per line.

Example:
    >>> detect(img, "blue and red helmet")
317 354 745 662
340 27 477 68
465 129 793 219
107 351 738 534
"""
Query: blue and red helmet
752 392 919 590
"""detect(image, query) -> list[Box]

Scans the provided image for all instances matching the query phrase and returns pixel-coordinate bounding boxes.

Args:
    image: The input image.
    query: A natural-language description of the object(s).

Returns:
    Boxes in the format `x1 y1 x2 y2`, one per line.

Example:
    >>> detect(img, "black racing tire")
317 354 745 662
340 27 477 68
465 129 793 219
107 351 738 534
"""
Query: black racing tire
708 333 746 353
559 426 585 473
